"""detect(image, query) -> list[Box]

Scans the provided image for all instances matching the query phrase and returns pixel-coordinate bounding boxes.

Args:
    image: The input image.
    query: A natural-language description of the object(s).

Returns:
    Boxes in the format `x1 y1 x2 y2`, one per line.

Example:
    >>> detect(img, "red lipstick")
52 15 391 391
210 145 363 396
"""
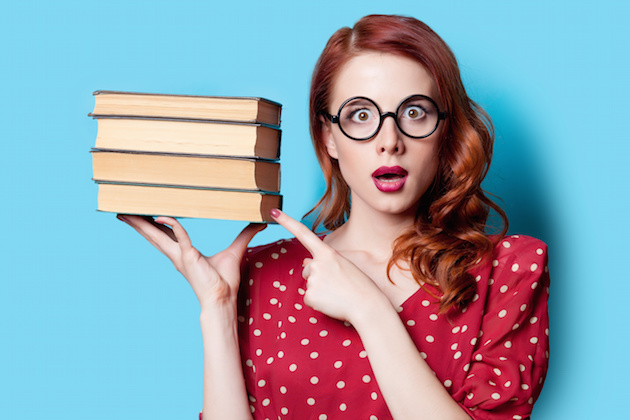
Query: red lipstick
372 166 408 192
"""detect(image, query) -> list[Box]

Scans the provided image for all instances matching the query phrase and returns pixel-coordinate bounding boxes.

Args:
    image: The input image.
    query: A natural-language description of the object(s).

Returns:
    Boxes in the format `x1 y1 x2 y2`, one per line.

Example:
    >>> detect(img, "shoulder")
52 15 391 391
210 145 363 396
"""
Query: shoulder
488 234 549 288
244 237 310 268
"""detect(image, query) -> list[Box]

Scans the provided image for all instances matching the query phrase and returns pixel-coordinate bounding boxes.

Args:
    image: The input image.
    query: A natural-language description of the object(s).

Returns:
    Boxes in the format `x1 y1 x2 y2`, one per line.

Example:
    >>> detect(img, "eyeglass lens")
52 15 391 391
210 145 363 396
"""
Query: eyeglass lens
337 95 440 140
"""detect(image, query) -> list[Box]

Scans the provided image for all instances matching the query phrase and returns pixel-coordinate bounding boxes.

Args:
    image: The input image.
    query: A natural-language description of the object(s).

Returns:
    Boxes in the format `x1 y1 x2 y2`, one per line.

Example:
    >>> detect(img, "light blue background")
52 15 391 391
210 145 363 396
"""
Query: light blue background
1 1 627 418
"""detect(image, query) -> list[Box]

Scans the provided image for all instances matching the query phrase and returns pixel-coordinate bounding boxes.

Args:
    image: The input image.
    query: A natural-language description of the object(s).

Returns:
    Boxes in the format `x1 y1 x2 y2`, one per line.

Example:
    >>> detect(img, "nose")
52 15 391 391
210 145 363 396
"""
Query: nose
376 113 404 155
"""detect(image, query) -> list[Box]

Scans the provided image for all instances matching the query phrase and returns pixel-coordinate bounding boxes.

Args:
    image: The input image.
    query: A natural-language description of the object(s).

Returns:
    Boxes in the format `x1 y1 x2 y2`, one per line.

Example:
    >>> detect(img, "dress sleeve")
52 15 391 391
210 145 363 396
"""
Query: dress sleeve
452 236 550 420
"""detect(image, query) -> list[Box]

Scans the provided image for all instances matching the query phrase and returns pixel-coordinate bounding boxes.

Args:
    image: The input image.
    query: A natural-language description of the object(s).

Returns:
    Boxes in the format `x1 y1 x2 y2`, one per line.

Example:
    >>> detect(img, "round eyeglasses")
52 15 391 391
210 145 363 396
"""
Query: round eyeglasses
324 94 447 141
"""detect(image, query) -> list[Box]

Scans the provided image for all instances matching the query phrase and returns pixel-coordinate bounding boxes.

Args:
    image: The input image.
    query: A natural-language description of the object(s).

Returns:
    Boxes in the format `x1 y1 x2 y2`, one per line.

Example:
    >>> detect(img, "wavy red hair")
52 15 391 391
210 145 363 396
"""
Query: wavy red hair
306 14 508 313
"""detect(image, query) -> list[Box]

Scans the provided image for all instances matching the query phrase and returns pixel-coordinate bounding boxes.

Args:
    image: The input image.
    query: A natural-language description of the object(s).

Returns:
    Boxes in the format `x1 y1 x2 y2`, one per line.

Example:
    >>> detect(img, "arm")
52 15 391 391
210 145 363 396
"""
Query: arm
118 215 263 419
271 210 470 420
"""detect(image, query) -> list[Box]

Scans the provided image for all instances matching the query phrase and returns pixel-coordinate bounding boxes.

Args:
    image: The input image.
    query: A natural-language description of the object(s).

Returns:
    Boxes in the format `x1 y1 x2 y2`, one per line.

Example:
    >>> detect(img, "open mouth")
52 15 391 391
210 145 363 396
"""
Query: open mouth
372 166 408 192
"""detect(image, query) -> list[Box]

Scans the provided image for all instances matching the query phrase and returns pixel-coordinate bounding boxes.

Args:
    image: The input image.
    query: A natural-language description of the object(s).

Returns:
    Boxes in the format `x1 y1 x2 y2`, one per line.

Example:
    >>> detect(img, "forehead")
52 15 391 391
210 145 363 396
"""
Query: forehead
330 52 438 110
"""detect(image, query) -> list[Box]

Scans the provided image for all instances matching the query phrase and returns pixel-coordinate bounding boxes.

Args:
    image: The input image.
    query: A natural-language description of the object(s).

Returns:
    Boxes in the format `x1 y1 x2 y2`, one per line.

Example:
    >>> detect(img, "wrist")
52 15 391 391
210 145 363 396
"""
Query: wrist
348 290 394 330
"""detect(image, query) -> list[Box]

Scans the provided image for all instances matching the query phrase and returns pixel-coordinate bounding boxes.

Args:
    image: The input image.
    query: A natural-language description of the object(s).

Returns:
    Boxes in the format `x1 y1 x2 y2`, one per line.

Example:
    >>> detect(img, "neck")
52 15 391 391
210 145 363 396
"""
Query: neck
325 202 417 259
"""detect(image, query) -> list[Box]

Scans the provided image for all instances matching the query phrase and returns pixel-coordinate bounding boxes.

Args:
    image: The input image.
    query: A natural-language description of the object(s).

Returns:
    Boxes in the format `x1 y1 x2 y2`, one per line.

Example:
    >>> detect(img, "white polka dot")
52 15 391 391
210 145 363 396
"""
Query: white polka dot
530 316 538 324
371 392 378 400
289 364 297 372
504 341 512 349
422 300 430 307
370 416 378 420
238 315 245 323
262 398 270 406
309 317 318 324
475 354 483 361
280 386 287 394
528 397 534 404
536 248 544 255
512 323 520 330
467 392 474 400
520 304 528 312
470 337 478 346
262 313 271 320
451 343 458 350
499 356 507 361
498 309 507 318
462 325 468 333
266 357 274 364
493 368 502 376
281 407 288 415
489 278 494 285
342 339 351 347
272 280 280 288
531 281 539 290
334 361 343 368
406 320 416 327
511 263 519 272
258 379 266 387
420 352 427 359
492 259 499 267
521 384 530 390
502 241 511 248
307 397 315 406
319 330 329 337
248 278 254 285
280 247 287 254
337 381 345 389
288 316 296 323
279 285 287 292
297 287 305 295
362 375 372 383
255 262 263 268
310 376 319 384
289 268 295 275
339 403 347 411
454 351 462 359
301 338 310 345
472 294 479 302
513 416 522 420
444 379 453 387
530 337 539 344
452 326 461 334
429 314 438 321
310 352 319 359
319 415 327 420
519 364 526 372
463 363 470 372
475 275 482 282
396 306 403 313
271 253 279 260
500 285 508 293
294 303 303 310
344 322 351 327
505 381 512 387
280 332 286 339
530 263 538 272
269 298 278 305
492 392 501 400
359 350 367 358
246 359 253 367
277 351 284 358
255 349 262 356
426 335 435 343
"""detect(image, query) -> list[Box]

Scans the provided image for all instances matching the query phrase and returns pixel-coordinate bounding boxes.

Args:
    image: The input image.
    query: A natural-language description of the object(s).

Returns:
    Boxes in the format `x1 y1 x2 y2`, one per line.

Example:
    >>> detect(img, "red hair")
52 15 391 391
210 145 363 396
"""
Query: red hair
306 15 508 313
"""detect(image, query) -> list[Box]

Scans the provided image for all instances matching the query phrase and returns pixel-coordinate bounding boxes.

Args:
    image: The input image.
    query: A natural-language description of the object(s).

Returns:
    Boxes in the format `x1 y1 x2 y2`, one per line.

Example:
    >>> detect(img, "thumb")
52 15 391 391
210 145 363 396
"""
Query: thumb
226 223 267 261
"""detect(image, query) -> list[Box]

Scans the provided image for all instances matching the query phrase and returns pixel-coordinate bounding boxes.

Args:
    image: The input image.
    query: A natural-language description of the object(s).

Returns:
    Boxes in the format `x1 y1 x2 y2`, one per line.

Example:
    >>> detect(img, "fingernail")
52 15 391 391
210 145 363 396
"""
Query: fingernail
270 208 281 218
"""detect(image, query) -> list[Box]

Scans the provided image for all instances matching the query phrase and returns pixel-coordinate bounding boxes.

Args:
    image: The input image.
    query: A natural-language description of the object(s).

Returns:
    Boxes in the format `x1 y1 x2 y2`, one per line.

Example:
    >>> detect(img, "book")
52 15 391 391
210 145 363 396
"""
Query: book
93 116 281 160
96 182 282 223
90 90 281 127
91 150 280 192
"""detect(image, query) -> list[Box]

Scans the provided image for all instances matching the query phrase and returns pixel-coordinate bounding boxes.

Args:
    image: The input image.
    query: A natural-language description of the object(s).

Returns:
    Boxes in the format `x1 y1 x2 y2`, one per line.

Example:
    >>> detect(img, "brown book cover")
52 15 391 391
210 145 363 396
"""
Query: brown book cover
91 150 280 192
90 90 281 127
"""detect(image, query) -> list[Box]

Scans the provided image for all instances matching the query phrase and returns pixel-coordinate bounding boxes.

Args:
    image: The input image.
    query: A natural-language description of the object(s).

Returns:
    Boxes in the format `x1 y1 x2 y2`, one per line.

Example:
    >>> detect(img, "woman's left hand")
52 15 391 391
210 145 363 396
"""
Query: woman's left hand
271 209 385 324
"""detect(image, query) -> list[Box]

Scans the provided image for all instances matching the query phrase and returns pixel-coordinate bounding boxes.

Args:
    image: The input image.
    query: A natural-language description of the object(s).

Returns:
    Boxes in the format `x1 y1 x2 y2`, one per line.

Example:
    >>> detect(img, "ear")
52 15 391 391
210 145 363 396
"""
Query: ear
319 115 339 159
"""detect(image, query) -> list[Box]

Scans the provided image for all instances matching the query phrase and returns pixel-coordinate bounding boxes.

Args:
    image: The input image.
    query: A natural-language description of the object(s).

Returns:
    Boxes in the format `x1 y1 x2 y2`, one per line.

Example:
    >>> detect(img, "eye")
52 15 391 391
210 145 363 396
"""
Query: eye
349 108 374 123
403 105 426 120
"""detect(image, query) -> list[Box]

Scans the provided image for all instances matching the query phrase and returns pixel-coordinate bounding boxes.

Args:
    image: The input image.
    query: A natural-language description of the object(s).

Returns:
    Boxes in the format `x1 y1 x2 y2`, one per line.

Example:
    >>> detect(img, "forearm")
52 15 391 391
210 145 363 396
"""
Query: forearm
200 304 252 420
351 296 470 420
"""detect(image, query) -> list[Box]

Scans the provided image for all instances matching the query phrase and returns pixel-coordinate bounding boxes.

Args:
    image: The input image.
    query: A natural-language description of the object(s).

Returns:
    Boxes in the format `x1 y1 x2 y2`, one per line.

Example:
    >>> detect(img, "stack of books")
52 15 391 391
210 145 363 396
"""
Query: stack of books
89 90 282 222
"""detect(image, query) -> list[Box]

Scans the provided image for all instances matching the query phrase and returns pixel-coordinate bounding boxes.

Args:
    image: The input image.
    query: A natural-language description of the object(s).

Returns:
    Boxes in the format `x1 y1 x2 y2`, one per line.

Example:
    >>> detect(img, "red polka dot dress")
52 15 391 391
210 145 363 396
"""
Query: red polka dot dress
233 234 549 419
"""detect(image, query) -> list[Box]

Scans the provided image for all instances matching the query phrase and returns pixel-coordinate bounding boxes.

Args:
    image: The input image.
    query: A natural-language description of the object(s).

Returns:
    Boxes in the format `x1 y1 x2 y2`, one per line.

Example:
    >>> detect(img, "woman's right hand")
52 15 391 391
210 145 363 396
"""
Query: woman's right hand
117 214 266 309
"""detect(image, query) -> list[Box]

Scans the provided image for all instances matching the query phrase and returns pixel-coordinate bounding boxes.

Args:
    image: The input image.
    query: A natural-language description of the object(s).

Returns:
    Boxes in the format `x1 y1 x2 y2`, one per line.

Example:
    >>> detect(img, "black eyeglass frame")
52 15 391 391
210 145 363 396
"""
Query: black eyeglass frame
323 94 448 141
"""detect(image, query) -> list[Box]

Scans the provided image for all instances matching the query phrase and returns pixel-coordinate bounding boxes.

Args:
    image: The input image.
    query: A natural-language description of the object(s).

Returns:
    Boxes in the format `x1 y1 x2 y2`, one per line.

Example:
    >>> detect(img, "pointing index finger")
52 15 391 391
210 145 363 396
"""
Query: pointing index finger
270 208 328 256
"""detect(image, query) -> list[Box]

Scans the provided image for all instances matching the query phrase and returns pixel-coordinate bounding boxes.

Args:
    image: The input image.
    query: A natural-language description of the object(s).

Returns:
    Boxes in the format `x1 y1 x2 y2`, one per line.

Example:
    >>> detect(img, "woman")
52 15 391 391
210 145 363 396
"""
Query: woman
118 14 549 420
